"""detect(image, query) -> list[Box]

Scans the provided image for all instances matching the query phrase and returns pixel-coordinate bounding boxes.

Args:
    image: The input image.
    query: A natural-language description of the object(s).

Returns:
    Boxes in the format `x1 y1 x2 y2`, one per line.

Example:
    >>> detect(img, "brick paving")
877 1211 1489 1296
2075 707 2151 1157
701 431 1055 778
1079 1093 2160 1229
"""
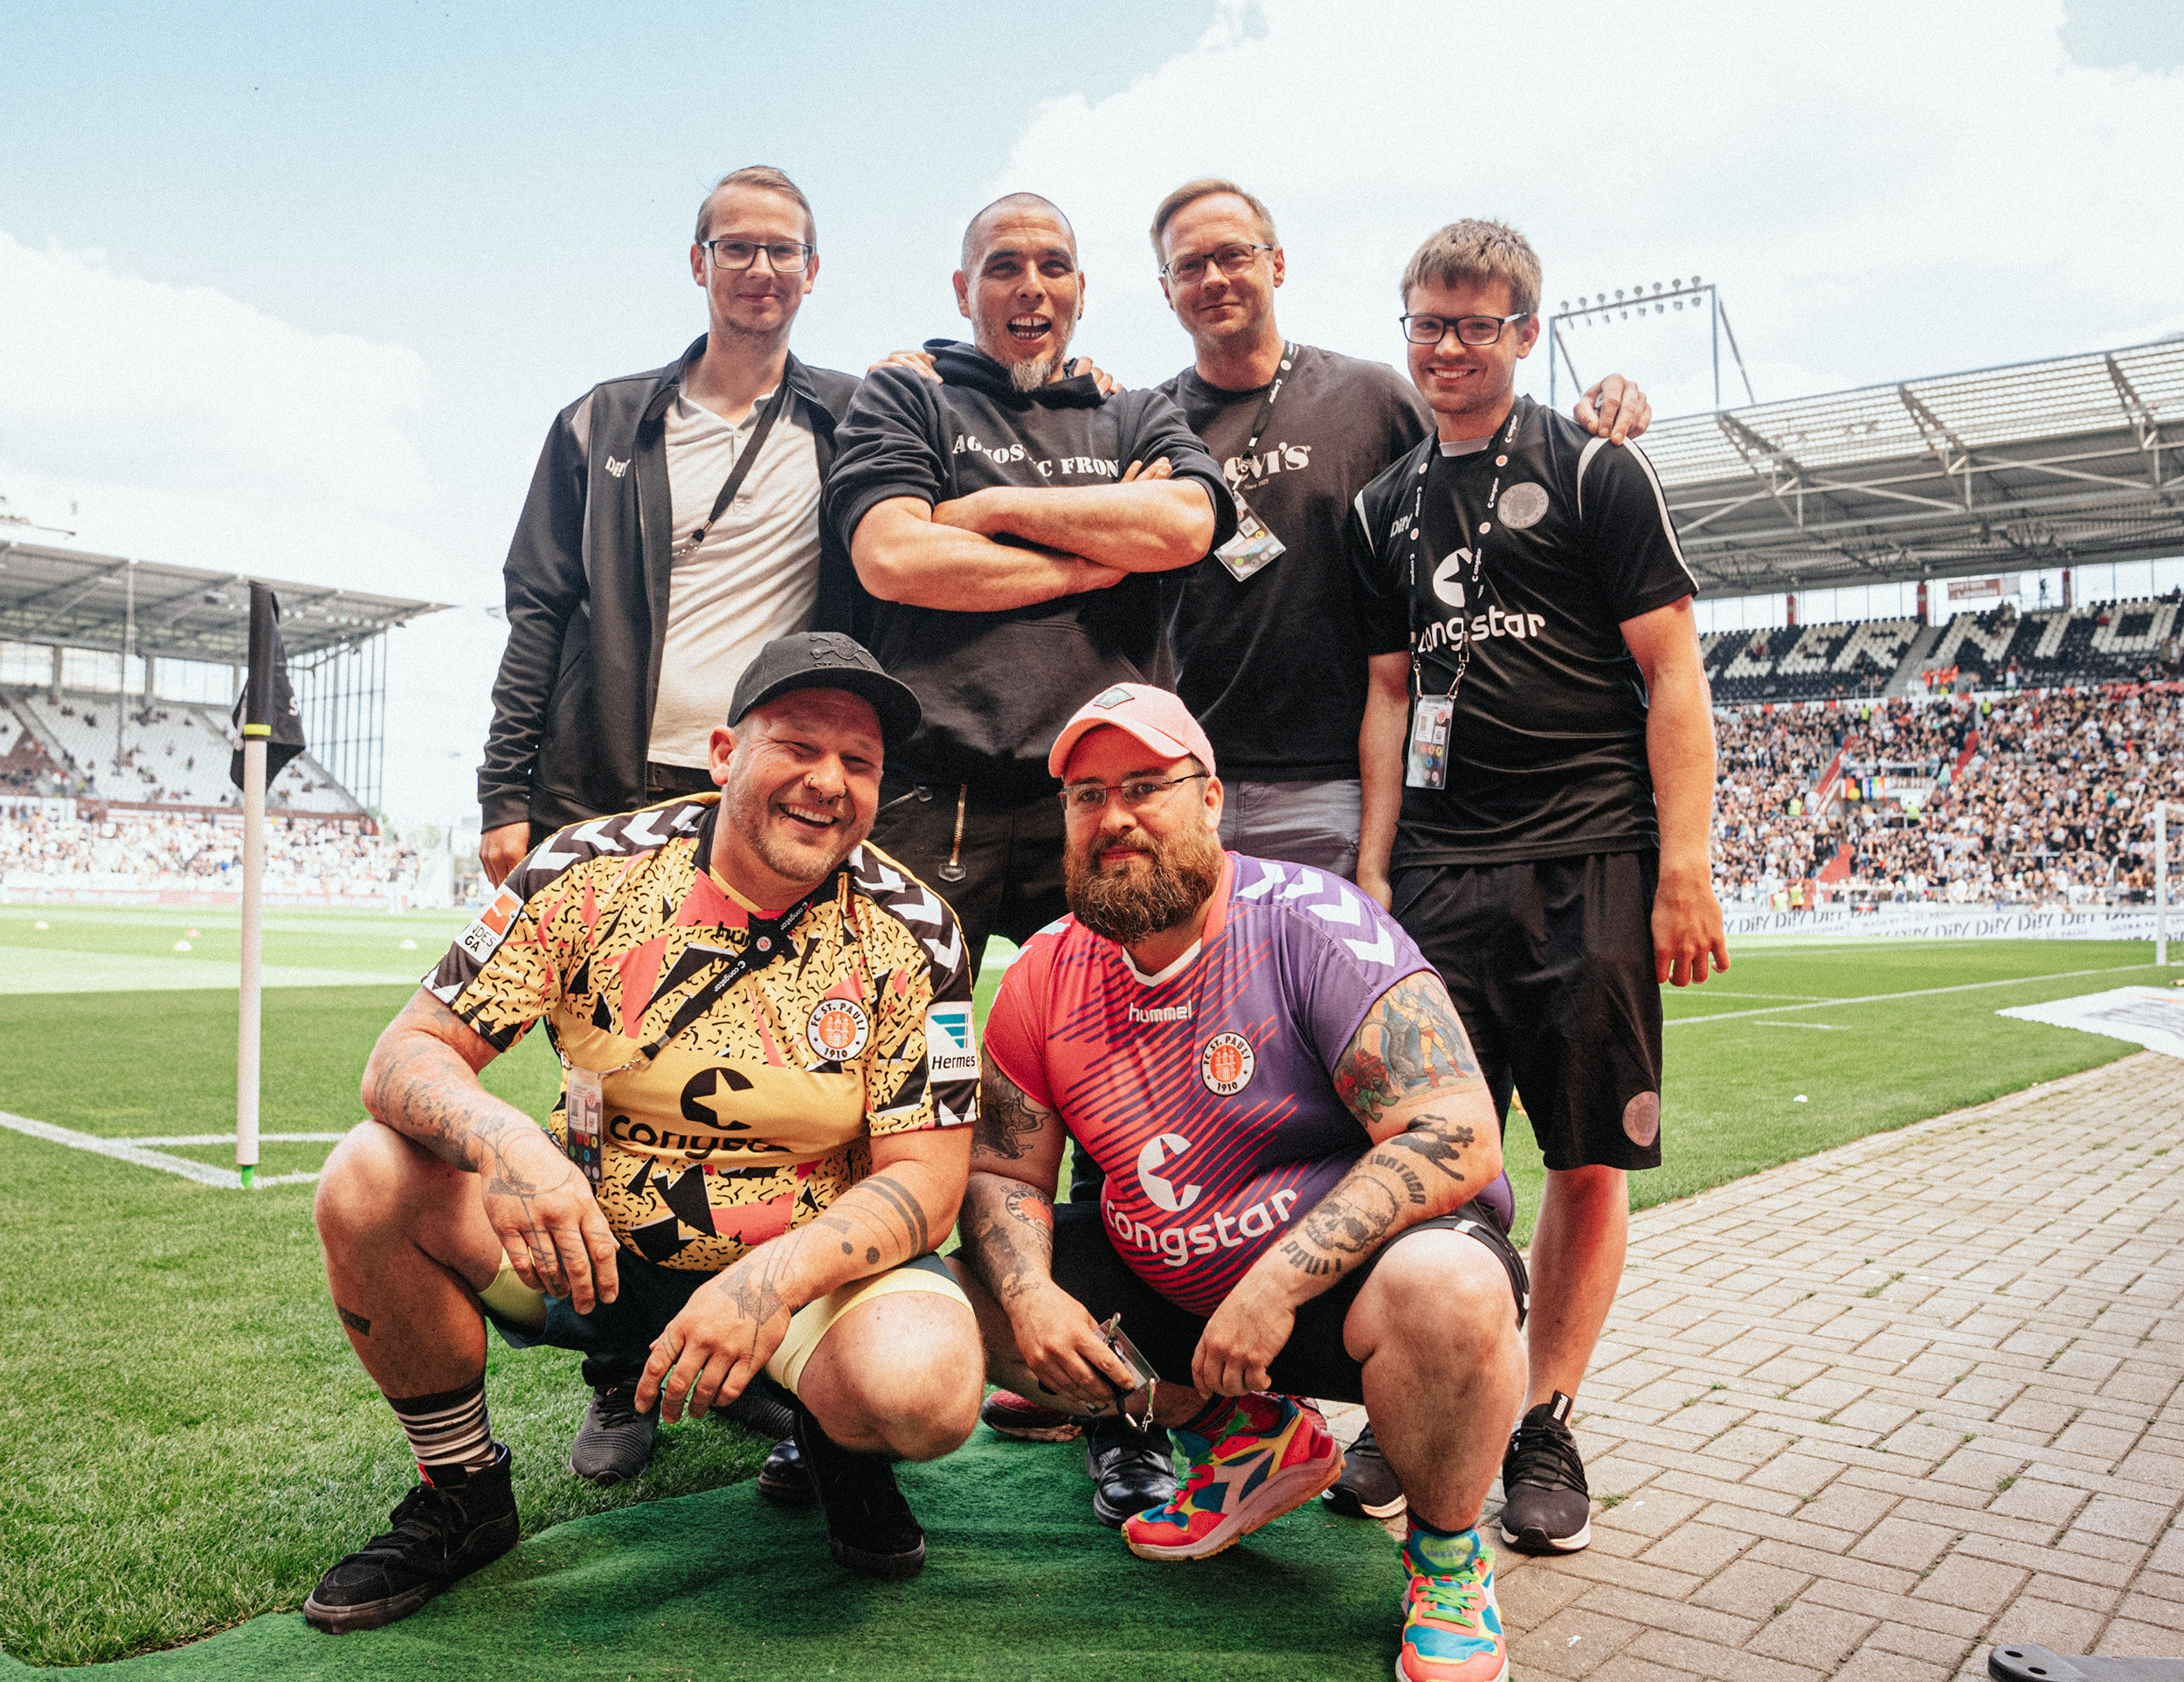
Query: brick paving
1324 1049 2184 1678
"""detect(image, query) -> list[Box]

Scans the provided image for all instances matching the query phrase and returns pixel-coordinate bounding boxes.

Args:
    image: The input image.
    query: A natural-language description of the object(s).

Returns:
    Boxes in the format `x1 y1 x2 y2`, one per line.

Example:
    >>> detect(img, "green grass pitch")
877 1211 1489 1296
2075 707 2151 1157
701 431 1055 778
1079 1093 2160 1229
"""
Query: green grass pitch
0 903 2163 1667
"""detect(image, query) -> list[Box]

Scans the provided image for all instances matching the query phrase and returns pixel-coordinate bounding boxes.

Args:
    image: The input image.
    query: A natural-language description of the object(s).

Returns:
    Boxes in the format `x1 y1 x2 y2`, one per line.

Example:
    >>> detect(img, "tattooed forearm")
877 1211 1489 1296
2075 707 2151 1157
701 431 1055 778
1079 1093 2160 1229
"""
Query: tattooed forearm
974 1069 1047 1161
1387 1111 1476 1184
1370 1150 1428 1206
364 995 536 1173
962 1172 1055 1305
858 1172 933 1256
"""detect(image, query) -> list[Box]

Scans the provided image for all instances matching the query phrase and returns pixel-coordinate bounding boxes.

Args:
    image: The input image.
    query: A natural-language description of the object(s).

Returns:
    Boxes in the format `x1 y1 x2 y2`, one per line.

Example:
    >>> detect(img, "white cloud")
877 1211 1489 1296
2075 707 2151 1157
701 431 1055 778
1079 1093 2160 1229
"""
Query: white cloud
989 0 2184 418
0 231 498 826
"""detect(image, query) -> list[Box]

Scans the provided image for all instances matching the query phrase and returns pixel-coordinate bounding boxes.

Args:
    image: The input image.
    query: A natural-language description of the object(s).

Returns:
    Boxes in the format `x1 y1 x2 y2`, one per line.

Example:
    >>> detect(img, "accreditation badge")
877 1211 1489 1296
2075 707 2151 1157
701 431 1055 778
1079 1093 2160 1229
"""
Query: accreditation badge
1406 694 1454 791
563 1065 605 1187
1213 489 1287 581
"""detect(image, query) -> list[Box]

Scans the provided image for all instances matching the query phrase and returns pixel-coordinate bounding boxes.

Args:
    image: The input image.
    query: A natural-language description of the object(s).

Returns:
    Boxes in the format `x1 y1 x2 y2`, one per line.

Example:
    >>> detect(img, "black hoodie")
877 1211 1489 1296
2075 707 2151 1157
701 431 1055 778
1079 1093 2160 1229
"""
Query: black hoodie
821 340 1234 800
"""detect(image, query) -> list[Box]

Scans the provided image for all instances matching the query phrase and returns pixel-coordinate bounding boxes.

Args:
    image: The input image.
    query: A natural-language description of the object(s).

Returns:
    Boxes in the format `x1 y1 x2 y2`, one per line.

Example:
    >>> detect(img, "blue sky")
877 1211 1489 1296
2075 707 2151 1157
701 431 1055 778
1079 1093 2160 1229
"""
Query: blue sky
3 0 2179 825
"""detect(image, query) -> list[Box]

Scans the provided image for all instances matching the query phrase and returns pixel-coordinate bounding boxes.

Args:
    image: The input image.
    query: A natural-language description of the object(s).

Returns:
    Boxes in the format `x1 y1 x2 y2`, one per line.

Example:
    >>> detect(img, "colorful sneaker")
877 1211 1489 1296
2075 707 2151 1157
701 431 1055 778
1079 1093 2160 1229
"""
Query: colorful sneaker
1122 1394 1343 1561
980 1389 1083 1442
1396 1522 1507 1682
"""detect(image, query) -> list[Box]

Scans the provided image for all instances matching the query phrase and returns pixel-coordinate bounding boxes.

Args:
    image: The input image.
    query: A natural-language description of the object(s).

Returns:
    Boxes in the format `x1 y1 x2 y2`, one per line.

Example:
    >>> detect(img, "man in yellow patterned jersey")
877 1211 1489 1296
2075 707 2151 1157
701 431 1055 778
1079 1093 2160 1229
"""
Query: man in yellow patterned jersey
304 633 984 1634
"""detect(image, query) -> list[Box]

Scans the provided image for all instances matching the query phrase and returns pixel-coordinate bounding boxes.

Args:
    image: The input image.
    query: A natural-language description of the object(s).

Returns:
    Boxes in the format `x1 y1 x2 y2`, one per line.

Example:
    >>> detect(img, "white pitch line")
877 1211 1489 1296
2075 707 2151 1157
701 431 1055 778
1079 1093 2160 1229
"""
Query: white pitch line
1757 1021 1849 1030
1663 964 2156 1028
124 1132 348 1146
0 1110 323 1188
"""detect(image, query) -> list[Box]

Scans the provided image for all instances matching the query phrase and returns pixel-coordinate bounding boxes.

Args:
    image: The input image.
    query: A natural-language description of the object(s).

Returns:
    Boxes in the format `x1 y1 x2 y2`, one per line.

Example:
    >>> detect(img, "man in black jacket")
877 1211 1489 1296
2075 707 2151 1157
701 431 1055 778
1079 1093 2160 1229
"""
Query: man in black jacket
478 164 860 883
825 193 1234 978
474 163 856 1488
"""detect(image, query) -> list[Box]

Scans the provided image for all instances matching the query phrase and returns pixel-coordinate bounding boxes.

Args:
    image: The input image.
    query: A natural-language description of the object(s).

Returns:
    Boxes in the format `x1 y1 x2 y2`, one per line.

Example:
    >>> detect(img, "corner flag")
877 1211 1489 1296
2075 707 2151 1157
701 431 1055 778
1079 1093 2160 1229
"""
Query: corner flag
232 581 304 1187
229 585 306 789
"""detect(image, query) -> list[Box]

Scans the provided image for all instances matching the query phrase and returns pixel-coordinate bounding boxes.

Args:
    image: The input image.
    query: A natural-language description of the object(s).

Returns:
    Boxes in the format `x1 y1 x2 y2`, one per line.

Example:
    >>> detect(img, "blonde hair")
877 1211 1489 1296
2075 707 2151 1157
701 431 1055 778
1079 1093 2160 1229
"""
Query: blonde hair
695 166 816 247
1400 219 1540 317
1148 177 1279 261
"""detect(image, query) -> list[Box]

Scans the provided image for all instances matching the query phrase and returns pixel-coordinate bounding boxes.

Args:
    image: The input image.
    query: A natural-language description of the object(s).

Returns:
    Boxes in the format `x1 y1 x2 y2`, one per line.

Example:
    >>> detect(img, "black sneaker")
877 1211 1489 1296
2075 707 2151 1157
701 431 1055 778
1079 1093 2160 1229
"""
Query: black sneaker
1321 1422 1407 1519
1084 1414 1175 1528
303 1447 520 1632
793 1407 925 1580
1499 1392 1591 1554
757 1435 815 1505
569 1376 657 1485
724 1381 798 1443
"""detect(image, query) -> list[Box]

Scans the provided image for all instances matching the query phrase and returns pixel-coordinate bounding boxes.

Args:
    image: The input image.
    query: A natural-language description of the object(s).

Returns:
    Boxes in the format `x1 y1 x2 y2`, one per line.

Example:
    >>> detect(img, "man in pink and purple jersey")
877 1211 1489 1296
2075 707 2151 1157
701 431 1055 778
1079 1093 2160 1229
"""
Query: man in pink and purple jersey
954 683 1529 1682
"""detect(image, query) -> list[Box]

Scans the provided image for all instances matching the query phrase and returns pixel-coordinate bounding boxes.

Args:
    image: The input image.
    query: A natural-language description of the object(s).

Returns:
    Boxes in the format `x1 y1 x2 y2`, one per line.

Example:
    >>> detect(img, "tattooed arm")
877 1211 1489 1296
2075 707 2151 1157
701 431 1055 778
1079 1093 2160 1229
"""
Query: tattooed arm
1191 971 1502 1395
639 1125 971 1421
960 1063 1139 1410
361 987 622 1314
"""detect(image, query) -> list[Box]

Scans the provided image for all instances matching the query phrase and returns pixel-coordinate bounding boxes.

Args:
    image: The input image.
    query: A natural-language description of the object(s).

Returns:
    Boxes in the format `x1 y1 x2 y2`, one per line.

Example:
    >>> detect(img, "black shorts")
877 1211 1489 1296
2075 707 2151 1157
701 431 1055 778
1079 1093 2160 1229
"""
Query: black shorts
867 779 1068 983
1044 1201 1526 1406
1391 850 1663 1173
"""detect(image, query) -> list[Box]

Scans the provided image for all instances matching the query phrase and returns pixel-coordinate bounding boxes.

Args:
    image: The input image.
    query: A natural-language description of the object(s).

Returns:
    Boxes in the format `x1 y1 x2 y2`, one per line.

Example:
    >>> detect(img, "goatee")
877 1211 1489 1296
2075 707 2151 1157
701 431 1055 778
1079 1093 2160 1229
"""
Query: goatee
1065 821 1225 945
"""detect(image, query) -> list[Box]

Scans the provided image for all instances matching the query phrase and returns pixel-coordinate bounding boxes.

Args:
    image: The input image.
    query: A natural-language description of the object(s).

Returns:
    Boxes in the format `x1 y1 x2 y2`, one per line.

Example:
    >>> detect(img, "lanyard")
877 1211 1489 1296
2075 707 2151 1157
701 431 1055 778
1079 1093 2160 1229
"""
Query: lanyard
677 377 792 557
1236 342 1296 464
570 869 845 1078
1405 403 1524 701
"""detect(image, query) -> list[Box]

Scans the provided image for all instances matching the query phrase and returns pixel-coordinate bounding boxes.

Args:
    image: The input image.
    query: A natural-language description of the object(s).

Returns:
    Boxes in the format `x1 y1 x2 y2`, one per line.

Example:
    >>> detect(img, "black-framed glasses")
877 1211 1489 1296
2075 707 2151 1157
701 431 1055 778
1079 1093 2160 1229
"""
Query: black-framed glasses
1400 310 1532 346
699 237 815 273
1059 772 1209 814
1159 243 1274 284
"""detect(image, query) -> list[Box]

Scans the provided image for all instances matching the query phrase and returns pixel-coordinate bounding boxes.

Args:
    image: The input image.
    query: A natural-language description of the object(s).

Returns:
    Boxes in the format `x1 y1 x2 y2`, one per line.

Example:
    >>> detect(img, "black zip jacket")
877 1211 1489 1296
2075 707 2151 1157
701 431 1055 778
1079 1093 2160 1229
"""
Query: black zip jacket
820 340 1234 800
478 337 860 834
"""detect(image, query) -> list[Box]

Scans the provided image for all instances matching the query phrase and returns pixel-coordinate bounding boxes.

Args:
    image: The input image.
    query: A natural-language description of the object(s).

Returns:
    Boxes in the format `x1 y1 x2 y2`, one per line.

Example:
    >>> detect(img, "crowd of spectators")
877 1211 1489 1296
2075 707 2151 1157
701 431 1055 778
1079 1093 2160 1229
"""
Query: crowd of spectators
1712 682 2184 907
0 810 424 897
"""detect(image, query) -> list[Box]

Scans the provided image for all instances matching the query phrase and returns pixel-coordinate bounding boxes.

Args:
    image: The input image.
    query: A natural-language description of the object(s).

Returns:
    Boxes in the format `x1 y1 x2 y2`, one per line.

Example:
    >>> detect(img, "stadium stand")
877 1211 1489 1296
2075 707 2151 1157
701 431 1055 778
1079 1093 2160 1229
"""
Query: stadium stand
1 688 362 813
1711 654 2184 908
0 808 424 898
1701 598 2184 705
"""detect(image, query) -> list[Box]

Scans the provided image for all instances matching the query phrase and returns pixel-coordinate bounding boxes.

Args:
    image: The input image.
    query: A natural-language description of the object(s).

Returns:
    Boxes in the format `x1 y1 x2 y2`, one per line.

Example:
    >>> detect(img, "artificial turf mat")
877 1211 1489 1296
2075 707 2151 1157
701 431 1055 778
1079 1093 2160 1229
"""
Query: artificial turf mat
0 1435 1407 1680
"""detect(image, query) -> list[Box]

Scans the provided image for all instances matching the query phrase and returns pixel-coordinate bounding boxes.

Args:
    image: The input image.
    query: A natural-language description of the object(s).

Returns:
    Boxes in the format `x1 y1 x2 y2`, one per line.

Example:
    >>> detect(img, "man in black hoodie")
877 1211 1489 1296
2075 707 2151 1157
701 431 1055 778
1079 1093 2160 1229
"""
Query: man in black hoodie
824 193 1235 980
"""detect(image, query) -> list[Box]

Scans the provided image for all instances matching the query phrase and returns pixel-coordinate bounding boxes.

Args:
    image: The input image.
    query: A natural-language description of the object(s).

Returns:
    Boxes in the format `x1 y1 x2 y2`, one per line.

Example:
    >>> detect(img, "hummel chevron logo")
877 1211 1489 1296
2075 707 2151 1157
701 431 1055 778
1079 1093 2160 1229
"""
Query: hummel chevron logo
1343 926 1396 966
1309 890 1362 925
1239 862 1285 900
605 456 630 478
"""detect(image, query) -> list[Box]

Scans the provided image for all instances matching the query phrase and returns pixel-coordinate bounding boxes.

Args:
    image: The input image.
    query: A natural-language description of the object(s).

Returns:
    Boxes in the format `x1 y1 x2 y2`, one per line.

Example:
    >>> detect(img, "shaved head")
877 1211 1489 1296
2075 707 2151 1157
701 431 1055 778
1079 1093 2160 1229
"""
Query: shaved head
961 192 1077 271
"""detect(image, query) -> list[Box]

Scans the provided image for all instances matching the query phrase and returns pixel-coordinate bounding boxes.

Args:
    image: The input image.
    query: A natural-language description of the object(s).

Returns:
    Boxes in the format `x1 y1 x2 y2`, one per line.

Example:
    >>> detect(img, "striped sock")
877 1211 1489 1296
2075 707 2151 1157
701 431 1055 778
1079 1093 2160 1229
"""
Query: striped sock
389 1376 498 1481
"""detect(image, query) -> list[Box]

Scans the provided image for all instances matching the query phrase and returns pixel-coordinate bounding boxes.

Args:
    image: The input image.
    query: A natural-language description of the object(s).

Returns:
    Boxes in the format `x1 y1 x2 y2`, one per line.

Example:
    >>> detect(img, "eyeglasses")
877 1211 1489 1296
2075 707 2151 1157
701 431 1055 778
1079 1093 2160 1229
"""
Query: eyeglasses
1159 244 1274 284
1400 311 1532 346
699 237 815 273
1059 772 1209 814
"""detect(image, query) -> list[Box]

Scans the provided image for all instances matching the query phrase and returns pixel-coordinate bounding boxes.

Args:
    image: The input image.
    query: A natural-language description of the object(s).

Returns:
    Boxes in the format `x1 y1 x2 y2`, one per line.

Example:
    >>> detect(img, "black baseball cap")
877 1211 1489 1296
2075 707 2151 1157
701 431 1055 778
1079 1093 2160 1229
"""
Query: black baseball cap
727 633 922 750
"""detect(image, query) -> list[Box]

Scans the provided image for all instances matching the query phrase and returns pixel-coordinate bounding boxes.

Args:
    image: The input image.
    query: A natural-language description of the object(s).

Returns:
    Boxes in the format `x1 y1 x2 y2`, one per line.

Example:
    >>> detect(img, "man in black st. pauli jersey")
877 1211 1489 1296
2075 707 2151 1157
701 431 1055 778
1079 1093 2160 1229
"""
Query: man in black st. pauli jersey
1352 219 1731 1559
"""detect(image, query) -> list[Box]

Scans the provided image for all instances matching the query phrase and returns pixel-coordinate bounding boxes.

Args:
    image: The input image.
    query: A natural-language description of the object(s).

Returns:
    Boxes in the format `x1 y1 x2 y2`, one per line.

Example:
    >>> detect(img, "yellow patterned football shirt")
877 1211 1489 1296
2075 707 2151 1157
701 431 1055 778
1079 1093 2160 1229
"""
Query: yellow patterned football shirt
425 793 978 1272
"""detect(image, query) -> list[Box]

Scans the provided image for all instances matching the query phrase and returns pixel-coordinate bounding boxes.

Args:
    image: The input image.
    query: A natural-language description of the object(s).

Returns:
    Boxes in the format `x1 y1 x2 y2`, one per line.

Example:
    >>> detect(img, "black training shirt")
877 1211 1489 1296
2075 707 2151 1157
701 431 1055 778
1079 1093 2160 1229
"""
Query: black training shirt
1159 345 1430 782
825 341 1234 799
1351 395 1697 866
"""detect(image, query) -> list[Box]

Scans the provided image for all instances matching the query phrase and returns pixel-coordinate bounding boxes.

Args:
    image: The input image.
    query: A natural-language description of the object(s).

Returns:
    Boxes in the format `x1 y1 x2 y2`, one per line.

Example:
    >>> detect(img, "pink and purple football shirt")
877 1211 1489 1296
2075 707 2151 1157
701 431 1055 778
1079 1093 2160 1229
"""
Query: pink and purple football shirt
983 853 1434 1316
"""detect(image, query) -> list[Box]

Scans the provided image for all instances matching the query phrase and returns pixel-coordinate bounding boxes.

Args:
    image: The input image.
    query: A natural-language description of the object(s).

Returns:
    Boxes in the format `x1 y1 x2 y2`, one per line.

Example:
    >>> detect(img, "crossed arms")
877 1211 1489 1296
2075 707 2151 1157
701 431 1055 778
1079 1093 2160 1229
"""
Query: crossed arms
959 969 1501 1402
361 987 969 1421
850 465 1219 613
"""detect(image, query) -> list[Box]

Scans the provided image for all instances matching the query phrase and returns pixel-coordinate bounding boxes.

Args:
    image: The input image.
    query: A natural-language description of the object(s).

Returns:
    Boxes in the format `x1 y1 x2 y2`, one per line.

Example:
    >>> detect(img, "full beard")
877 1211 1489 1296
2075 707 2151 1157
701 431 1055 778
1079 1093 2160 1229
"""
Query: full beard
1065 821 1225 945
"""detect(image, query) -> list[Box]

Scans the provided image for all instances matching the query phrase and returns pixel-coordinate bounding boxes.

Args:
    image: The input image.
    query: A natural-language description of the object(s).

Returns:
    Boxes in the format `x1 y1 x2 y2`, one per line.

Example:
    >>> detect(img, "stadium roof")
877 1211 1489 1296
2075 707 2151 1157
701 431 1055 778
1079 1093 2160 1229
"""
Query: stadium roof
1647 336 2184 598
0 543 448 664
